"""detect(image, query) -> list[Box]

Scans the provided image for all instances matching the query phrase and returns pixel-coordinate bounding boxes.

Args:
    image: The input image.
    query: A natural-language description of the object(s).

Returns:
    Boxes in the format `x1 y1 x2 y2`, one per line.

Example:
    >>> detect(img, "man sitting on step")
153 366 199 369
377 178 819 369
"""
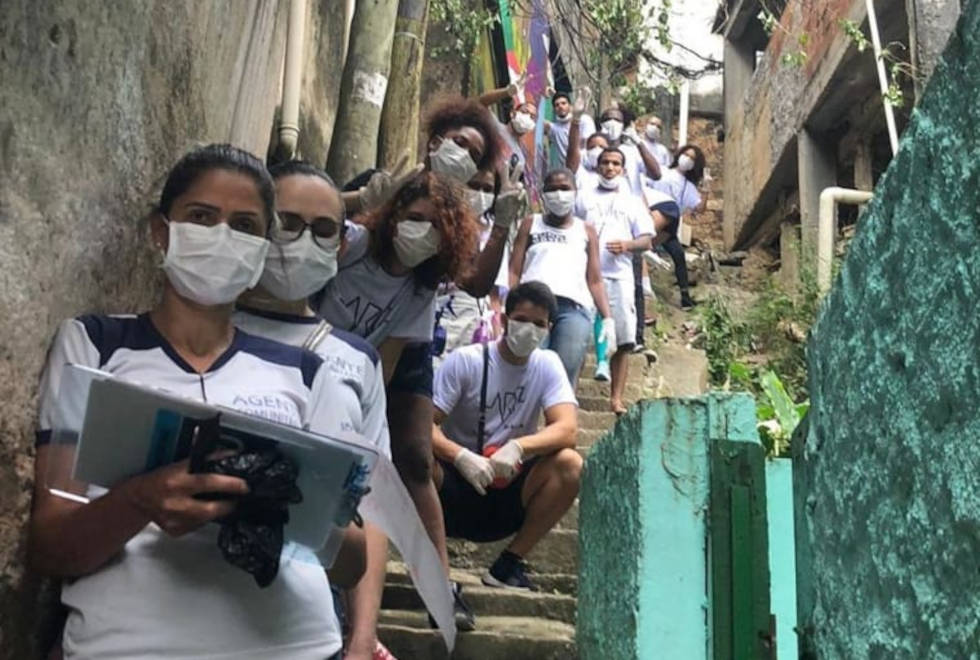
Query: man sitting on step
432 281 582 592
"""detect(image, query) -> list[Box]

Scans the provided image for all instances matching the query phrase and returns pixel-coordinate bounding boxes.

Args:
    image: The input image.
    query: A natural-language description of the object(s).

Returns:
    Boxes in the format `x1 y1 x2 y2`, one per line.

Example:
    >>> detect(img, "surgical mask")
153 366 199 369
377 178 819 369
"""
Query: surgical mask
429 137 478 183
393 219 441 268
466 189 494 217
512 111 535 135
505 319 548 357
553 112 571 124
259 234 339 300
598 175 621 191
678 154 696 173
584 146 603 170
542 190 576 217
162 219 269 306
646 124 662 141
601 119 623 141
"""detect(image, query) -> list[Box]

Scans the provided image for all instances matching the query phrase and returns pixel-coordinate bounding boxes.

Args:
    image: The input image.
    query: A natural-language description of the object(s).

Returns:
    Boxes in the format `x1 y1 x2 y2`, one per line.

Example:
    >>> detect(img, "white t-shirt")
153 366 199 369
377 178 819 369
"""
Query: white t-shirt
549 113 596 164
433 342 577 452
37 314 346 659
519 214 592 309
642 138 673 168
619 143 647 198
579 184 654 280
233 307 390 458
575 165 600 196
653 167 702 215
316 222 436 347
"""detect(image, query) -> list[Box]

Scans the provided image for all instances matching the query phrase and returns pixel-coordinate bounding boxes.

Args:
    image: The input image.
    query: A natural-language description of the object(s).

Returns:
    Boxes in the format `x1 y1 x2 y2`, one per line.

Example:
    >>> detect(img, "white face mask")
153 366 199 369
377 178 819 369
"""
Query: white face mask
511 111 535 135
162 220 269 306
601 119 623 141
429 137 478 183
505 319 548 357
678 154 696 173
584 146 604 170
393 219 441 268
542 190 576 217
553 111 571 123
259 233 339 301
466 189 494 217
646 124 662 141
598 175 621 191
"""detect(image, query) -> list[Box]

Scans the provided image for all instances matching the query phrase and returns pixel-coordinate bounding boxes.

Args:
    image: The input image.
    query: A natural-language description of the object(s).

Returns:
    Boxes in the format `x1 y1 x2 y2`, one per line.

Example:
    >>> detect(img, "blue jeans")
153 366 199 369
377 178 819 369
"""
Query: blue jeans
545 296 594 388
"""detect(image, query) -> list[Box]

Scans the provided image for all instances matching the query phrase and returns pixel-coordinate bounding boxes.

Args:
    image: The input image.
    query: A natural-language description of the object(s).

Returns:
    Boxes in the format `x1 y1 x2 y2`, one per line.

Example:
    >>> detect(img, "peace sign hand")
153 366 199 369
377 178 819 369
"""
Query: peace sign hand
492 160 527 229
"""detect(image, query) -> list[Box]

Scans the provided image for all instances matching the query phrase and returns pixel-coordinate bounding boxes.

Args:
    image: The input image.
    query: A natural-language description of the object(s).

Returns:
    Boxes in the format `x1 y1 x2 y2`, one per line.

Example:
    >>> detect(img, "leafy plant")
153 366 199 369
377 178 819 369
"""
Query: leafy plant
698 295 749 386
756 371 809 458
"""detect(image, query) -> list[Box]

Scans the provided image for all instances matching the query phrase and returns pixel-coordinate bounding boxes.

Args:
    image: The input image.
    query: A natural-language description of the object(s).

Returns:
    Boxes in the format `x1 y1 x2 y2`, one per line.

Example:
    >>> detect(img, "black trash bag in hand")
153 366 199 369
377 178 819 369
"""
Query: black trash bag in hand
201 449 303 588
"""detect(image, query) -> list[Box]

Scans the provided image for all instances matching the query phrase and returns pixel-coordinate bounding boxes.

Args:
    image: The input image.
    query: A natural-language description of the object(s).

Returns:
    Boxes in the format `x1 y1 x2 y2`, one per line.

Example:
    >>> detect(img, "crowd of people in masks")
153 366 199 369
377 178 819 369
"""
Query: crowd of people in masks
28 79 707 660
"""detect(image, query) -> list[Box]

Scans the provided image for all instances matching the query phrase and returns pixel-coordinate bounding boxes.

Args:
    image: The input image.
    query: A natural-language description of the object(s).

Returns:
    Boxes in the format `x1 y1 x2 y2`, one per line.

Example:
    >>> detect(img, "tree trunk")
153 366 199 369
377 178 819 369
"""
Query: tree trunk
378 0 430 170
326 0 399 186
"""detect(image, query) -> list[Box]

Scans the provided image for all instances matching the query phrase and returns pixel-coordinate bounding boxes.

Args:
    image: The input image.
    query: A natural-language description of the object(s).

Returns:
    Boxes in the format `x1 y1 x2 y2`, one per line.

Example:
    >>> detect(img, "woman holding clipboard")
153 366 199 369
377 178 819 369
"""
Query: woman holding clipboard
30 145 360 659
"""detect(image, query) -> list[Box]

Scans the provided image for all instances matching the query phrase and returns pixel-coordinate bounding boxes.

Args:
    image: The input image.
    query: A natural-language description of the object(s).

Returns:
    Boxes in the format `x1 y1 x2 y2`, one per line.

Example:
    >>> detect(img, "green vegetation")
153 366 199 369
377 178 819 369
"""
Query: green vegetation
697 274 820 457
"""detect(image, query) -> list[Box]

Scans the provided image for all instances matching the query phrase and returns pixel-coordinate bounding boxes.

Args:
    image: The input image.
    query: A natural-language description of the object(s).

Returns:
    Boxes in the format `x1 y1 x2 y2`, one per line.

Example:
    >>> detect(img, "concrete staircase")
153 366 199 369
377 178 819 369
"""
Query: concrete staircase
378 330 709 659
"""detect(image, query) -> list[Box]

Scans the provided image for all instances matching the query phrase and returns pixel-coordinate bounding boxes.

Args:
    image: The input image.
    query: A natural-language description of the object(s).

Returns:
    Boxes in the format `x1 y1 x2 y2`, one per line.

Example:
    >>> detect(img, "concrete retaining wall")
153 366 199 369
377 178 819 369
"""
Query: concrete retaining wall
0 2 346 656
795 2 980 655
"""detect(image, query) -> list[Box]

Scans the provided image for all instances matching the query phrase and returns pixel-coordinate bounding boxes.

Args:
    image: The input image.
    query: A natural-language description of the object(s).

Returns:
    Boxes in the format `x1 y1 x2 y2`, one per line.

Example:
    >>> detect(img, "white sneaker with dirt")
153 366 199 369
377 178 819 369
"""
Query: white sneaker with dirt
594 359 611 382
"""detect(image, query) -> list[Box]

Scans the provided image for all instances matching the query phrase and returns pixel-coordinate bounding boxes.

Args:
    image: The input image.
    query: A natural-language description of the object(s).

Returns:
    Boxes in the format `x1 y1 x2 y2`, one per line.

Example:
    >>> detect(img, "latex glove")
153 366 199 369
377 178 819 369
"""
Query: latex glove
572 87 591 120
453 448 495 496
620 127 640 145
507 70 529 97
492 161 527 229
489 440 525 481
599 317 617 348
360 155 424 211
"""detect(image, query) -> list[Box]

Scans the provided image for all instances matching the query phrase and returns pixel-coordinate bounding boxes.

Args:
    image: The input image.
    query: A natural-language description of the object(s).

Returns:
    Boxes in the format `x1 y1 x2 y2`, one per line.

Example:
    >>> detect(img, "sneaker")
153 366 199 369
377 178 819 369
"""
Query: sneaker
428 581 476 632
680 293 698 310
593 360 611 382
482 551 536 591
631 343 646 354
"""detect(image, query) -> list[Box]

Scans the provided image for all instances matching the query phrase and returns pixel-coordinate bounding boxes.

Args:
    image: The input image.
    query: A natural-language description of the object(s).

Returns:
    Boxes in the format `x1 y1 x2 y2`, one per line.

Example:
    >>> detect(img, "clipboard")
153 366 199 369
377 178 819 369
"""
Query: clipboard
48 364 377 556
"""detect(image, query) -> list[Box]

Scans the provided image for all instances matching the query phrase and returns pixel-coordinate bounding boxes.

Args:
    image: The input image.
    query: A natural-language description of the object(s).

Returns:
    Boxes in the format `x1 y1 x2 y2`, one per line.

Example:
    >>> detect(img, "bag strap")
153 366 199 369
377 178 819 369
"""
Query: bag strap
477 342 490 453
302 320 333 352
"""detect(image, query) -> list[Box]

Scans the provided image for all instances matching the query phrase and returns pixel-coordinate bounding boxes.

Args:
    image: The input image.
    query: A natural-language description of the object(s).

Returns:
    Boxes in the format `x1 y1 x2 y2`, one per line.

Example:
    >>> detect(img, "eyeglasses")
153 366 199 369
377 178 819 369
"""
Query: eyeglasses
273 212 343 248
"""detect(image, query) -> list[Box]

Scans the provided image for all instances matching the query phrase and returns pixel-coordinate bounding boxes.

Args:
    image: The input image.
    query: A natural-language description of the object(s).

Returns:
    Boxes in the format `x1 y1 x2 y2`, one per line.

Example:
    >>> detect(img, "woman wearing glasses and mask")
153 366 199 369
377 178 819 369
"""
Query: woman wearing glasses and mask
29 145 364 659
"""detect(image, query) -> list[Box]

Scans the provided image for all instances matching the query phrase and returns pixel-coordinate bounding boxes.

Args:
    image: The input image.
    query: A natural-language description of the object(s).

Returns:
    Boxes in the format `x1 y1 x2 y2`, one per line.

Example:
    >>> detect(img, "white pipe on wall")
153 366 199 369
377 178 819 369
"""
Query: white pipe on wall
866 0 900 155
678 79 691 146
818 187 873 293
279 0 307 159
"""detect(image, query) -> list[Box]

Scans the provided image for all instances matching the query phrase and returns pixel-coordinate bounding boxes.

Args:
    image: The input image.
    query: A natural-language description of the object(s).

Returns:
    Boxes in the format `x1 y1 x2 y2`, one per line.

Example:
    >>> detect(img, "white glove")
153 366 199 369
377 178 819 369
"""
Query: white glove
360 158 424 211
453 448 495 496
492 163 527 229
599 317 617 348
620 127 640 145
489 440 525 481
572 87 591 120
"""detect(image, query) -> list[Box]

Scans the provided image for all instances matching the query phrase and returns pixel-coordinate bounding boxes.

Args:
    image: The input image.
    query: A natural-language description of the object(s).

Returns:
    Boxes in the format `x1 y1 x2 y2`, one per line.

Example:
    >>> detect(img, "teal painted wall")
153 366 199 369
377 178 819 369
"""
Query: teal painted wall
765 460 797 660
579 394 763 659
795 4 980 657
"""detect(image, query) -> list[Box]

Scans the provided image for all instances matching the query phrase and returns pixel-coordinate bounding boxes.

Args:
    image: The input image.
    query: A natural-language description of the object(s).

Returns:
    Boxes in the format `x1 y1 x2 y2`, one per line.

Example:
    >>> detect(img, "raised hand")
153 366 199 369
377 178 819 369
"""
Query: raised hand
573 86 592 119
507 70 529 97
360 154 424 211
492 159 527 229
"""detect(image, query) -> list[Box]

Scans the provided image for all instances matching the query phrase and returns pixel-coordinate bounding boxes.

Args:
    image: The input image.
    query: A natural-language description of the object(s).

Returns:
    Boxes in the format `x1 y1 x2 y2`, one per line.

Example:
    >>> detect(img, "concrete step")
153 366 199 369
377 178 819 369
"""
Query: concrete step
382 582 577 624
577 428 608 448
377 611 576 660
575 378 644 400
448 529 578 575
579 410 618 430
385 562 578 597
644 344 710 398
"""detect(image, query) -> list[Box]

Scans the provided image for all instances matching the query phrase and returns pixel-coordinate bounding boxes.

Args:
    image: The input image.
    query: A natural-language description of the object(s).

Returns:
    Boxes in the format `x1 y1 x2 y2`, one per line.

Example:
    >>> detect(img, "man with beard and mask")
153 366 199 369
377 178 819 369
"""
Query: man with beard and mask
545 91 595 165
431 281 581 591
578 147 654 411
